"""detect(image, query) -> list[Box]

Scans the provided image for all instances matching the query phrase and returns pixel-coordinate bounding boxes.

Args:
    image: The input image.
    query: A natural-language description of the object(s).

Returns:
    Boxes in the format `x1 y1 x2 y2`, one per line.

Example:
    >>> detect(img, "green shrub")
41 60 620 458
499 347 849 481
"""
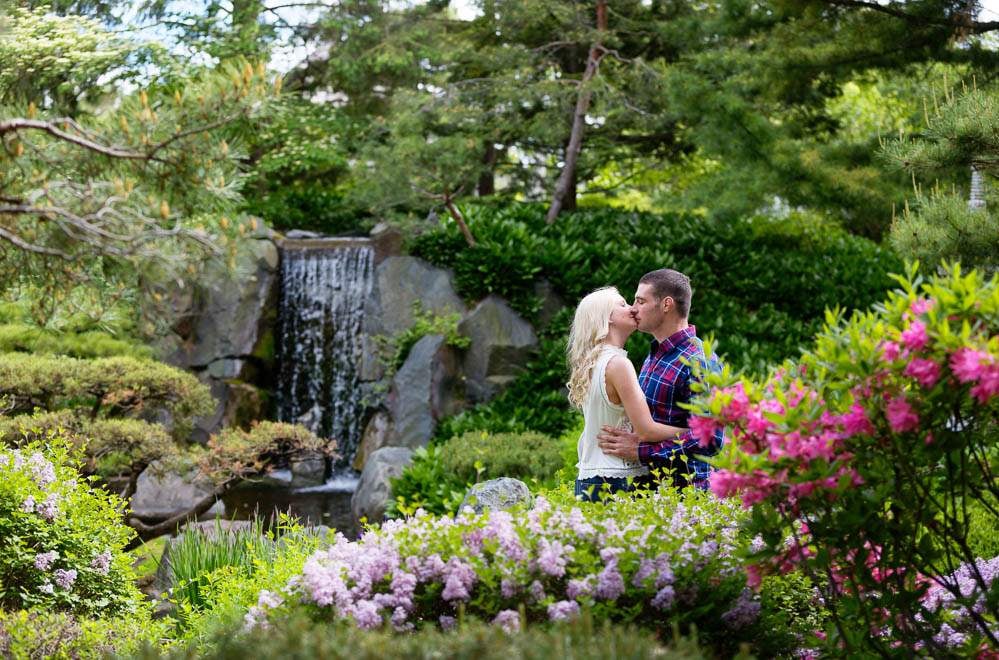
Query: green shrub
386 445 471 518
373 303 470 375
0 437 143 616
0 607 164 659
147 613 721 660
0 323 151 359
753 572 828 658
439 431 564 486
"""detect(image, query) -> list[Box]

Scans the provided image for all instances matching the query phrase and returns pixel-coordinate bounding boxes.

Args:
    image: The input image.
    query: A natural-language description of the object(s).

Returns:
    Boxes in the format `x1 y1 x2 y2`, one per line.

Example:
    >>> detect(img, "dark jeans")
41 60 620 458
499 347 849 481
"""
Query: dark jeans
574 474 654 503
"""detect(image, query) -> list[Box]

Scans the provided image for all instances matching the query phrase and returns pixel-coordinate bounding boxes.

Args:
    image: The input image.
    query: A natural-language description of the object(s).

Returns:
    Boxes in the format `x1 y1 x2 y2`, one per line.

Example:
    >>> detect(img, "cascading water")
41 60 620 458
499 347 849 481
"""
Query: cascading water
276 238 374 468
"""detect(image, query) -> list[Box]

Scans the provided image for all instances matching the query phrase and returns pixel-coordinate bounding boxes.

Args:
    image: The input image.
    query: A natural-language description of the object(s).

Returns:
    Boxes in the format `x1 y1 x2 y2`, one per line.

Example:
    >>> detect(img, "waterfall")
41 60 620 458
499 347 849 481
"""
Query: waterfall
276 238 374 467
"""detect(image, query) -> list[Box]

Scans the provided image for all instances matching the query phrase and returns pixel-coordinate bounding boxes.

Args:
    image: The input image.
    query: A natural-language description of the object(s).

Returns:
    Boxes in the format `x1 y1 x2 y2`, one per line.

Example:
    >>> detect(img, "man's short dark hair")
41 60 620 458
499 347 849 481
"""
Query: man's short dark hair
639 268 692 318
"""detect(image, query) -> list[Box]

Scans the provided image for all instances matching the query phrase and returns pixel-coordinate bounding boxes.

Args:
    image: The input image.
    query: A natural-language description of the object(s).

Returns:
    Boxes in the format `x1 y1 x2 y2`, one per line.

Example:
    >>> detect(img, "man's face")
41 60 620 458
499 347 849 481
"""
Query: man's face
632 282 665 333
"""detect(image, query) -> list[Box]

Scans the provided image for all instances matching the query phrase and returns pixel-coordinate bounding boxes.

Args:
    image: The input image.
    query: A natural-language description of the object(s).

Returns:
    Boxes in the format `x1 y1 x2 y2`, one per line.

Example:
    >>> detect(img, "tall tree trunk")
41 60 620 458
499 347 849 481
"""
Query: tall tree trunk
546 0 607 224
477 142 497 197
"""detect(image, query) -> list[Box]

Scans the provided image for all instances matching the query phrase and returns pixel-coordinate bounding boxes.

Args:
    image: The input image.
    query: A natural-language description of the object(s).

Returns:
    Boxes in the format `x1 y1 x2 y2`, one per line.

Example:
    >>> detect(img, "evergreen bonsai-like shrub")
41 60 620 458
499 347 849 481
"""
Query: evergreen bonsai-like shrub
439 431 564 486
0 436 143 616
696 264 999 655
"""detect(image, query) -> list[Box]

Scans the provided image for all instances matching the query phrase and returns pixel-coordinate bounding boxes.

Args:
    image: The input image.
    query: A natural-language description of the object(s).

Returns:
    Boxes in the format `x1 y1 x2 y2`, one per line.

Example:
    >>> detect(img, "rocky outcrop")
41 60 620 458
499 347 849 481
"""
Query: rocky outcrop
351 447 413 523
130 463 224 521
366 257 466 336
353 411 394 471
387 334 466 449
459 478 533 514
458 296 538 402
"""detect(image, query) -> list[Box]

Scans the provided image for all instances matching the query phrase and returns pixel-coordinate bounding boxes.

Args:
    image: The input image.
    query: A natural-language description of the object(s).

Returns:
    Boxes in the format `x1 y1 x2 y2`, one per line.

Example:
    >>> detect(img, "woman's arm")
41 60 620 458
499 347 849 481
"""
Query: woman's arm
605 355 686 442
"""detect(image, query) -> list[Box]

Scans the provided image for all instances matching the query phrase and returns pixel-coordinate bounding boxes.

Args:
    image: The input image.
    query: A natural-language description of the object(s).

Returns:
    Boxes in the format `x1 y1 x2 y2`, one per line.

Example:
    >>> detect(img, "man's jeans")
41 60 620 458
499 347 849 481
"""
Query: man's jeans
574 475 651 503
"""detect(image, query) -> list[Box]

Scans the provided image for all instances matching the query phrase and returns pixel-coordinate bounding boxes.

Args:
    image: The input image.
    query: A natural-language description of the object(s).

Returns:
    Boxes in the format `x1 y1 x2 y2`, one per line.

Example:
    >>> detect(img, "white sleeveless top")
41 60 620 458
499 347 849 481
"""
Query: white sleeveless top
576 345 649 479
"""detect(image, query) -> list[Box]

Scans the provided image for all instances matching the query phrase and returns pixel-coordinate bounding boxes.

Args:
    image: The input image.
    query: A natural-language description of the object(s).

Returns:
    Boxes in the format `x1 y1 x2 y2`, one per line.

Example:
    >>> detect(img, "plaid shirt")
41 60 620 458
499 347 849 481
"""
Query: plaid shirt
636 325 724 489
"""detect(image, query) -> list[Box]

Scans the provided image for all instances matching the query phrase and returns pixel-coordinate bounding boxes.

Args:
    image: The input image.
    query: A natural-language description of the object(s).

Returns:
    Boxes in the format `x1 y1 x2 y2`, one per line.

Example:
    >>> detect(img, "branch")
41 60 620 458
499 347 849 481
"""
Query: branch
0 119 159 162
822 0 999 34
0 222 73 259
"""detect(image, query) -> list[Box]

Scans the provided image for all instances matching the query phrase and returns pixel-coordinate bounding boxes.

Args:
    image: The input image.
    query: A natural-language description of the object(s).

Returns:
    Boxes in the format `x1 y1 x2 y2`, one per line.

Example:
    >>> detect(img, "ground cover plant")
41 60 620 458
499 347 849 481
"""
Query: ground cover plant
696 264 999 655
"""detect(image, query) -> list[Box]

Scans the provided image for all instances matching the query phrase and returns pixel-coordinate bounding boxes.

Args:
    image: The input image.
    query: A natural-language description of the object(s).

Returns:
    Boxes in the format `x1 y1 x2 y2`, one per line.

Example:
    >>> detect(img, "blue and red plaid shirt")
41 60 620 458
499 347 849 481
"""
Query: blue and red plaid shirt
636 325 724 489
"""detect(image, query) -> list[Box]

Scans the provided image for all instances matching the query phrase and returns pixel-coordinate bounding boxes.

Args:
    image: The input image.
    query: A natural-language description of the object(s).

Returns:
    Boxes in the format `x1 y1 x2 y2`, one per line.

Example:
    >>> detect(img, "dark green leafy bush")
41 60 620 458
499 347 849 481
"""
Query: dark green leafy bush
386 445 471 518
0 323 151 359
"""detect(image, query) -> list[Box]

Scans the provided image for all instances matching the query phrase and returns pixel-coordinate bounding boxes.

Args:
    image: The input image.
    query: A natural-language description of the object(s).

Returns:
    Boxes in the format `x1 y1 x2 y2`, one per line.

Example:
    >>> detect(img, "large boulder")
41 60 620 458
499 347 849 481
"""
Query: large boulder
387 334 465 449
350 446 413 523
458 295 538 402
130 463 224 521
353 411 394 471
190 377 267 444
366 257 466 337
459 477 533 515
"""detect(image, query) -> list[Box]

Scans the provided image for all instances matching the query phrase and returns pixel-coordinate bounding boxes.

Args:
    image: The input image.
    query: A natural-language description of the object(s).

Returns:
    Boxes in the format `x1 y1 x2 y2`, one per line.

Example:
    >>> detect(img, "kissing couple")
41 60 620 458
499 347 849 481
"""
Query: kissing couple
567 268 724 502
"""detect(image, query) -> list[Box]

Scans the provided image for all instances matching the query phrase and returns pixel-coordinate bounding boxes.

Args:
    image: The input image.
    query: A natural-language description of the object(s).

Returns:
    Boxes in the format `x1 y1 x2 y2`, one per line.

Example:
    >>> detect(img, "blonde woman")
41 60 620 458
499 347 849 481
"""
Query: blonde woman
568 287 687 502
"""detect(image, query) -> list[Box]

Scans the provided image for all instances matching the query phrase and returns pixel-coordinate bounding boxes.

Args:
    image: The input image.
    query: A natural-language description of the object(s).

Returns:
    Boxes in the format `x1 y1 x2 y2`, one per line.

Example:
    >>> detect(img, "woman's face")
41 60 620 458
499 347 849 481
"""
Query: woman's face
609 296 637 333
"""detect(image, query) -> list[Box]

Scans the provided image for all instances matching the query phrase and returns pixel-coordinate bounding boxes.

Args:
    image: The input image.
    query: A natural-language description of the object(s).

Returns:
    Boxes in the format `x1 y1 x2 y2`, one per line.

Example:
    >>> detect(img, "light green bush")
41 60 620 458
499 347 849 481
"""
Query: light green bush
439 431 564 485
0 607 164 659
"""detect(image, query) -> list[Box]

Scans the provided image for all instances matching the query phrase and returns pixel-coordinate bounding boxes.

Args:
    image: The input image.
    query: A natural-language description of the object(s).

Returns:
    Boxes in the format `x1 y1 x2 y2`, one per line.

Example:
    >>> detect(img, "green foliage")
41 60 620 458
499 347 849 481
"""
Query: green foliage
148 613 717 660
0 323 151 359
885 87 999 270
439 431 564 487
698 263 999 654
0 607 164 660
373 303 470 376
386 445 471 518
0 437 143 616
197 422 334 487
753 572 828 658
168 519 274 616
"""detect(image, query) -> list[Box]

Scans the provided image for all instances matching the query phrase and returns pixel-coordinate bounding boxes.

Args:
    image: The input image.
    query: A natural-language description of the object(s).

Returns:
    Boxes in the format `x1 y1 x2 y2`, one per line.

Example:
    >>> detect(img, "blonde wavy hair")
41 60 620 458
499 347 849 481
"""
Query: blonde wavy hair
566 286 624 410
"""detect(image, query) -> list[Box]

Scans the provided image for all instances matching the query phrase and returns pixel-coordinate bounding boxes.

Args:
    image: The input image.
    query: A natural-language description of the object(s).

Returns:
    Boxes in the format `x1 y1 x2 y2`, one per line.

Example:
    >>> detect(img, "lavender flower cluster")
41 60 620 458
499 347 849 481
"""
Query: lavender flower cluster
249 490 757 633
921 556 999 648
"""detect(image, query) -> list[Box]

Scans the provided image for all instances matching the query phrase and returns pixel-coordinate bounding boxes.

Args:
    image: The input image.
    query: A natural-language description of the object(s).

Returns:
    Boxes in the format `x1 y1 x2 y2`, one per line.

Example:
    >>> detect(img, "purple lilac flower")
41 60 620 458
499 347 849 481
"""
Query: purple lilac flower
34 551 58 571
39 582 54 595
243 605 268 631
722 589 761 629
257 589 284 609
632 559 656 587
492 609 521 633
0 453 9 468
548 600 581 622
21 496 35 513
352 600 382 629
90 550 112 575
28 453 56 488
35 494 60 522
391 607 412 631
53 568 76 590
566 577 594 599
537 539 572 578
439 615 457 631
441 558 476 602
529 580 546 602
500 578 519 599
652 586 675 610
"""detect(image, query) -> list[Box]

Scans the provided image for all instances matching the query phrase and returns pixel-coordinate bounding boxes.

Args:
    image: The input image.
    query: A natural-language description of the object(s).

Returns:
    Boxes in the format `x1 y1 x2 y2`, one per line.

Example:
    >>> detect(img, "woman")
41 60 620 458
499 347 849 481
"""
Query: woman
567 286 687 502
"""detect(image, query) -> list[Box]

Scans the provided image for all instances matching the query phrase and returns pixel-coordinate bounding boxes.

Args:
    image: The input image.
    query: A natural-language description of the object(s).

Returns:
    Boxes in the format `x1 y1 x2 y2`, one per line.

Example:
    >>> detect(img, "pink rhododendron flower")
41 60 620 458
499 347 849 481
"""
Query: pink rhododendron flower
885 396 919 433
881 340 901 362
905 358 942 388
721 383 751 421
949 348 989 383
689 415 720 448
970 363 999 404
910 297 934 315
900 321 929 352
840 403 874 437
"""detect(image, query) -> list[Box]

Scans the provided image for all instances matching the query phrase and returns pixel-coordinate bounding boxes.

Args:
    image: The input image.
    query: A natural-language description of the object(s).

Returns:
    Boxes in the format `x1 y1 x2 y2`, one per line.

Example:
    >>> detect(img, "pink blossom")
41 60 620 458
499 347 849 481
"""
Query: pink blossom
689 415 720 448
950 348 990 383
745 564 763 590
840 404 874 437
441 558 476 601
900 321 929 352
905 358 942 388
536 538 572 578
885 396 920 433
721 383 751 421
910 297 934 315
970 363 999 404
745 409 771 439
881 341 901 362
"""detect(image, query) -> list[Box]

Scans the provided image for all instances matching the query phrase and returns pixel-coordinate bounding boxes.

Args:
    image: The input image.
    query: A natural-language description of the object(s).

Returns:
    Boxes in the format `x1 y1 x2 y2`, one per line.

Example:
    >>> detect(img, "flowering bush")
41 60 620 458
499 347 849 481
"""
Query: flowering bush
246 487 776 652
0 436 142 616
692 264 999 655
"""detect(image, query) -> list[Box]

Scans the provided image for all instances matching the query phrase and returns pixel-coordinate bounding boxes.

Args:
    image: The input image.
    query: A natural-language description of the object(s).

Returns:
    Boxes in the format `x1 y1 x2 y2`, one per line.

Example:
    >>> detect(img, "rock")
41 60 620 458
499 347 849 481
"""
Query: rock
458 295 538 402
351 446 413 524
353 411 394 471
190 379 267 444
388 335 464 449
291 450 328 488
534 279 566 329
459 478 533 515
170 238 280 369
369 222 404 264
130 463 224 521
368 257 466 336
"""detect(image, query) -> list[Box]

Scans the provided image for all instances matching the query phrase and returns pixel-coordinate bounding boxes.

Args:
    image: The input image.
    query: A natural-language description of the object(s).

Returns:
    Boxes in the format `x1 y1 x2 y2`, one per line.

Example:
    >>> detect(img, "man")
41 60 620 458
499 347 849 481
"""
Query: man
597 268 723 490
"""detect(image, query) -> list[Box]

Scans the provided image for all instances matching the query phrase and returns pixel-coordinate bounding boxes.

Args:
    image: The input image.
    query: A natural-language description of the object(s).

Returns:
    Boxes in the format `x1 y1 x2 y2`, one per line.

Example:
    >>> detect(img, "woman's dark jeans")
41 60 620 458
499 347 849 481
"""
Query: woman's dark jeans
574 475 653 503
